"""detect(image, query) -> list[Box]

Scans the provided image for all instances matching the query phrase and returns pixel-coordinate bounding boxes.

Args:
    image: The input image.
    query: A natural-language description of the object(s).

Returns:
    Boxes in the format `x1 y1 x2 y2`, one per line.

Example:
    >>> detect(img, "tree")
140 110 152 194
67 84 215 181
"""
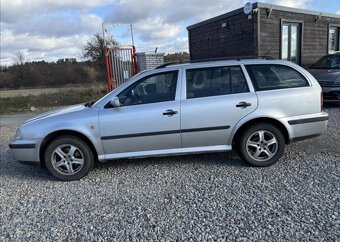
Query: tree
15 50 26 65
164 52 190 63
11 50 26 81
83 34 118 69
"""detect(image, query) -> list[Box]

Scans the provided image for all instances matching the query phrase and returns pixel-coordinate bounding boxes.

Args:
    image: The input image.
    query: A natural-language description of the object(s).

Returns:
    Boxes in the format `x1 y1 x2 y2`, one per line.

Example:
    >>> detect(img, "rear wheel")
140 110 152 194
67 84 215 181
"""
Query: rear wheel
44 136 94 181
237 123 285 166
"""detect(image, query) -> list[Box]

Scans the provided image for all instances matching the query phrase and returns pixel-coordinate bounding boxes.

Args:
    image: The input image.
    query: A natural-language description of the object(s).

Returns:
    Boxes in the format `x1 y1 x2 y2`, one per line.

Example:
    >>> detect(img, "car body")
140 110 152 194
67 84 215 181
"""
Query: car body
9 59 329 180
308 53 340 102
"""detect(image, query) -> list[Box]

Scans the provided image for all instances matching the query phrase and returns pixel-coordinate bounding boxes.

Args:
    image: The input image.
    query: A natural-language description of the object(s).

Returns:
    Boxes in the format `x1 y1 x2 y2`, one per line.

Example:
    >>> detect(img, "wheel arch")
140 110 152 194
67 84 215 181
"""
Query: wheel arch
39 130 99 167
231 117 290 149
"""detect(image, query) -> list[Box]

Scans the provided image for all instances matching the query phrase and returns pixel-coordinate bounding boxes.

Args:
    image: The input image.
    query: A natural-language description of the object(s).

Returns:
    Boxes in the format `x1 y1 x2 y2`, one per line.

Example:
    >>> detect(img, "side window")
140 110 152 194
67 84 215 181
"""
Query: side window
118 71 178 106
186 66 248 99
245 65 309 91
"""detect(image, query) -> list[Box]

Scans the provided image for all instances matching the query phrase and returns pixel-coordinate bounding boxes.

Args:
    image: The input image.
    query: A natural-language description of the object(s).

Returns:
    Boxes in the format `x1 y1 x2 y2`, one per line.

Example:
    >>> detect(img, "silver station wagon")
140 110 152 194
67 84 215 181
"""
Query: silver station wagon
9 58 329 181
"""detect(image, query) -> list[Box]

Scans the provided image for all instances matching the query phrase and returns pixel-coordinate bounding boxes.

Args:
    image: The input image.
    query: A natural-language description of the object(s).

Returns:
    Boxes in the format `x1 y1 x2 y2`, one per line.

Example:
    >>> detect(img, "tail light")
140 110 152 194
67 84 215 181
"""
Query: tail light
321 92 323 111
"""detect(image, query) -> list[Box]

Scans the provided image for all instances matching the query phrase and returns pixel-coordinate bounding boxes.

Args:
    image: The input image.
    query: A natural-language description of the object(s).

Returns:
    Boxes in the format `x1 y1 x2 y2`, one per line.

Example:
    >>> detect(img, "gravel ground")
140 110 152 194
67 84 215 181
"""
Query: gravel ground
0 106 339 241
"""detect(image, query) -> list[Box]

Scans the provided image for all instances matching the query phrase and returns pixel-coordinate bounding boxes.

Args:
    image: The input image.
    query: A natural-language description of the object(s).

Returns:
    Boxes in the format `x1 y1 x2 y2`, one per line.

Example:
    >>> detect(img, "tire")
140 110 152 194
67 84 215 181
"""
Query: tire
236 123 285 167
44 136 94 181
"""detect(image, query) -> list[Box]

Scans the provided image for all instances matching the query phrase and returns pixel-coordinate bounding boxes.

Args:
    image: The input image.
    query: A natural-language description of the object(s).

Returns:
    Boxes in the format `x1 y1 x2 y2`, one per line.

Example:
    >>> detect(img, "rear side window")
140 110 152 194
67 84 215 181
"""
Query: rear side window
186 66 249 99
245 65 309 91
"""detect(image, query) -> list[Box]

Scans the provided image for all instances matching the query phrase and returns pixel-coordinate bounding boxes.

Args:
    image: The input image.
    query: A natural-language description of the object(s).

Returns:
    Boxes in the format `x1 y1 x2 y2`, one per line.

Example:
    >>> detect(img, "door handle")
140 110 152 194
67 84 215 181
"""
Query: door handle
163 109 178 116
236 102 252 108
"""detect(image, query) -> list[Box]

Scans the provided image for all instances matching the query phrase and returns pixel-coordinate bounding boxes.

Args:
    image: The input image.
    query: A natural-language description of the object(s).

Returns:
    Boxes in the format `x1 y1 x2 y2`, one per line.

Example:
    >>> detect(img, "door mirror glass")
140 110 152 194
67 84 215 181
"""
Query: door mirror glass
110 96 121 107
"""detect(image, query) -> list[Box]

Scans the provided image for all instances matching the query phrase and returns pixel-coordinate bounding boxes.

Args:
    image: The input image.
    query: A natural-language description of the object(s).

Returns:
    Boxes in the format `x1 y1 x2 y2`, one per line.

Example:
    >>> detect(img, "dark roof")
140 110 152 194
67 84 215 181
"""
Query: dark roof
187 2 340 30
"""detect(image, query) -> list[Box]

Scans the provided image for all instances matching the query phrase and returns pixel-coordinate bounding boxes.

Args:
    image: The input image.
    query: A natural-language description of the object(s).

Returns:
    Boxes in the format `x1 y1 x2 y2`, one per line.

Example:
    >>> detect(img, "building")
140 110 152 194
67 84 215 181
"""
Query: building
136 52 165 71
187 2 340 66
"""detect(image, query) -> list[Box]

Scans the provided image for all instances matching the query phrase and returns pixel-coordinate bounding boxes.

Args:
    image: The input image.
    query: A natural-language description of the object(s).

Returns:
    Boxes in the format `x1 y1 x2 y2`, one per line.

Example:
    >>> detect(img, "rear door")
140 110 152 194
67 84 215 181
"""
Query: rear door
180 64 257 148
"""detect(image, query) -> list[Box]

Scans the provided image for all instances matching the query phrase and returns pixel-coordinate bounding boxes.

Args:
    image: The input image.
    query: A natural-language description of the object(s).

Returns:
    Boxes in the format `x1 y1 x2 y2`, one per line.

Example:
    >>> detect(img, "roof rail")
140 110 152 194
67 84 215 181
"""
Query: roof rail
155 56 276 69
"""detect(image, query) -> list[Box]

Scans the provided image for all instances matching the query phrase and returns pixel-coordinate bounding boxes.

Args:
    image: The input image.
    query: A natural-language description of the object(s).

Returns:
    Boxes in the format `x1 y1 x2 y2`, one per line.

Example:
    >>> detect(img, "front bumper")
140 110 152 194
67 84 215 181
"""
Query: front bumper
9 139 42 165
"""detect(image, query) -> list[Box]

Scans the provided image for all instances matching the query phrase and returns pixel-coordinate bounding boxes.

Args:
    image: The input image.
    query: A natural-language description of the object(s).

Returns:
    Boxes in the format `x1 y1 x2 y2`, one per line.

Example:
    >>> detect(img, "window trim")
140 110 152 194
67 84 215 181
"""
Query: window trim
328 24 340 53
245 64 311 92
280 19 303 65
184 65 250 100
105 70 179 108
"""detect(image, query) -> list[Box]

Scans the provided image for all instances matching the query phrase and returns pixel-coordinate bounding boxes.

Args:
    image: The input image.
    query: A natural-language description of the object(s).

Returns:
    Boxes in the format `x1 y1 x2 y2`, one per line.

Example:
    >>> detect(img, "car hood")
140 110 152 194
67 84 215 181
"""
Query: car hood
24 104 87 124
308 69 340 82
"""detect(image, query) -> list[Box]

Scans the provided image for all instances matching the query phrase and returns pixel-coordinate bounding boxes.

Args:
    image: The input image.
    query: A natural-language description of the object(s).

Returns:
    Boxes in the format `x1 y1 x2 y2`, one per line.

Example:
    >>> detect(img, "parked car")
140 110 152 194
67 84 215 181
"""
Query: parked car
308 53 340 102
9 59 329 181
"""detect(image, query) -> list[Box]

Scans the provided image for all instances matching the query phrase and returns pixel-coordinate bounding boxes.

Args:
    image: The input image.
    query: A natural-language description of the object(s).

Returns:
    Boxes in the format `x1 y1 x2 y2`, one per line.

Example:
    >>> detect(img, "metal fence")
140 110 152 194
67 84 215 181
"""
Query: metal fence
105 45 138 91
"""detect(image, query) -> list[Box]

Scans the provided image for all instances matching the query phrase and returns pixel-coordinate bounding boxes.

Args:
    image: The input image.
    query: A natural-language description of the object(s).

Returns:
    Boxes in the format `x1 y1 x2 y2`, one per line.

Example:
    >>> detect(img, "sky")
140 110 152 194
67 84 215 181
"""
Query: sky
1 0 339 66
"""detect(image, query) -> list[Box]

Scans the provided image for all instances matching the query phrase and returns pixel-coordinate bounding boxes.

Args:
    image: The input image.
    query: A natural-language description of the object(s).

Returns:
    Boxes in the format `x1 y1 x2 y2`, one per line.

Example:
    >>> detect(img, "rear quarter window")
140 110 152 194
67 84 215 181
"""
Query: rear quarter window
245 65 310 91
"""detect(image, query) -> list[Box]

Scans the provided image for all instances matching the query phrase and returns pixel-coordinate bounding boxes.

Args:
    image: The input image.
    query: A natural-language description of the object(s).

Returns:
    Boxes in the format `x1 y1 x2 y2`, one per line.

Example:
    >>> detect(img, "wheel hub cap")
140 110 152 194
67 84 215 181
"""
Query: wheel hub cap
51 144 85 175
246 130 278 162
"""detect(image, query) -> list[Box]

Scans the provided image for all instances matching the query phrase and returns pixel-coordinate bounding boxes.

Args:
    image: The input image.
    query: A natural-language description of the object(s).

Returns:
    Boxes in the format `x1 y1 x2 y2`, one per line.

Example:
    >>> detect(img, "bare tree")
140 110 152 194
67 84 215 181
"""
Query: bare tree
13 50 26 80
15 50 26 65
83 34 118 69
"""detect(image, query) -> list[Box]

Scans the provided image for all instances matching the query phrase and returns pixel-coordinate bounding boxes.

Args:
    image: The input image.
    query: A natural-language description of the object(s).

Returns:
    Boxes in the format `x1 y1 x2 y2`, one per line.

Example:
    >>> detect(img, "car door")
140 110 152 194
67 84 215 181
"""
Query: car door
99 69 181 156
180 64 257 148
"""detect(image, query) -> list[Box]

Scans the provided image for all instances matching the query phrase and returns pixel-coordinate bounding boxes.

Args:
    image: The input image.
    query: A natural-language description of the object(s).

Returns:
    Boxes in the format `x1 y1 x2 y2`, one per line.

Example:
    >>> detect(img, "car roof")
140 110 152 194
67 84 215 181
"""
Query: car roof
156 58 294 70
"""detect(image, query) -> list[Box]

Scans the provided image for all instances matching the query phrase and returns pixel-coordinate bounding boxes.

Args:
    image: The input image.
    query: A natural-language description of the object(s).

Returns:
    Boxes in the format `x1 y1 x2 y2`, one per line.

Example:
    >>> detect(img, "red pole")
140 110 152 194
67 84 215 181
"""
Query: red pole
104 46 113 91
131 45 138 75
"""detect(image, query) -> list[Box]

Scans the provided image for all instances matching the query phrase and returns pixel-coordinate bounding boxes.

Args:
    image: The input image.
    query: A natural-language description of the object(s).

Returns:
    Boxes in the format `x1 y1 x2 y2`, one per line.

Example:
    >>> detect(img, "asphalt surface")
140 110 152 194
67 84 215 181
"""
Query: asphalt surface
0 106 339 241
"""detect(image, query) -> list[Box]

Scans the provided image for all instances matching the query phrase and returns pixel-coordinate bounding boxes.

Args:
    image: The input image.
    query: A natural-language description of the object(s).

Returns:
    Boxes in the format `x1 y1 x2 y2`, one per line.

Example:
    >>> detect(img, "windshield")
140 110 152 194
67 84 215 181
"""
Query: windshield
312 55 340 69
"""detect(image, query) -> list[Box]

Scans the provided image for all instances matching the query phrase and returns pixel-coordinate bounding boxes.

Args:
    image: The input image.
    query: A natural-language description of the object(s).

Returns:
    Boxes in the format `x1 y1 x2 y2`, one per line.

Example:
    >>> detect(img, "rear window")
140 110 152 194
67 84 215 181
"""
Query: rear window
245 65 309 91
186 65 249 99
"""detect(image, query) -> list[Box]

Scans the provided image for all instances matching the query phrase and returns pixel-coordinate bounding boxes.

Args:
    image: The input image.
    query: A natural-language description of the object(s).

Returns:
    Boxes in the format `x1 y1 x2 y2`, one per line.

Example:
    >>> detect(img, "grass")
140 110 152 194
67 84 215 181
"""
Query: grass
0 85 108 114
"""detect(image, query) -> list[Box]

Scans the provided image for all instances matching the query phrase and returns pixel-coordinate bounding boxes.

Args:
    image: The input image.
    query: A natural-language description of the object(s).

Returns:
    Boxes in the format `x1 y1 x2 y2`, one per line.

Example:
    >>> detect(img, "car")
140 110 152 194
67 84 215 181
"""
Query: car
9 58 329 181
308 53 340 102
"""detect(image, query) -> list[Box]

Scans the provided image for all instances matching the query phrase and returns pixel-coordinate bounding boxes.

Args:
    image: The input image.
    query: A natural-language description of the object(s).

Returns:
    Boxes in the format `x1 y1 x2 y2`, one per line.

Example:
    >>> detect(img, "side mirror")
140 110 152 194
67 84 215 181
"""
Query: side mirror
110 96 121 107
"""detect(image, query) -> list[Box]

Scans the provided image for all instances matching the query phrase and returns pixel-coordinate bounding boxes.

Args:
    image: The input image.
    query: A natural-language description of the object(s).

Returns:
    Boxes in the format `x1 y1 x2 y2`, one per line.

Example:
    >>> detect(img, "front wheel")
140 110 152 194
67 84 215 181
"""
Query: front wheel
44 136 94 181
237 123 285 166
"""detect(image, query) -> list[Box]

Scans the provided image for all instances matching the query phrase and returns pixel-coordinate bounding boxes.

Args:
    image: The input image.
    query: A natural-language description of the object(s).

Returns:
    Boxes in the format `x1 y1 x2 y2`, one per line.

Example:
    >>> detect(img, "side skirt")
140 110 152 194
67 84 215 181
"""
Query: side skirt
98 145 232 161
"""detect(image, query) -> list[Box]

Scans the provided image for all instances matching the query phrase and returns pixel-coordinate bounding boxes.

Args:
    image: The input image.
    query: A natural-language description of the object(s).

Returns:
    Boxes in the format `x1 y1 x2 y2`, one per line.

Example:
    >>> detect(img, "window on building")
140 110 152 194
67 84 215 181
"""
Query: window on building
186 66 249 99
118 71 178 106
329 26 340 53
281 22 301 64
245 65 309 91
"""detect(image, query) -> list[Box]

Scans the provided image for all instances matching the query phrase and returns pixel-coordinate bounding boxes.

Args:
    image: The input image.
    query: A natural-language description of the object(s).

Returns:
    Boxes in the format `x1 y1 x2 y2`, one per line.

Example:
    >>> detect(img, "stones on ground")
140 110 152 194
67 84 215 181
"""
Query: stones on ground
0 107 339 241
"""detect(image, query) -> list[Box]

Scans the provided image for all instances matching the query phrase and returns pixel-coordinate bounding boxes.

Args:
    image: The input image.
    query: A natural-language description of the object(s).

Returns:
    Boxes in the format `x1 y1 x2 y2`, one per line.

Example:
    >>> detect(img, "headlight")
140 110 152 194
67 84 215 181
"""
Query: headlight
14 128 23 140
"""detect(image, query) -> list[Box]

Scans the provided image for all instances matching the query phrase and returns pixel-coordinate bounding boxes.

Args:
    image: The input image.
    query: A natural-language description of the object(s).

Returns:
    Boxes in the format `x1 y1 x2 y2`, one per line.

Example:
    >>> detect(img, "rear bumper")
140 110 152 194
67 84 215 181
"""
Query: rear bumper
280 112 329 143
9 139 42 165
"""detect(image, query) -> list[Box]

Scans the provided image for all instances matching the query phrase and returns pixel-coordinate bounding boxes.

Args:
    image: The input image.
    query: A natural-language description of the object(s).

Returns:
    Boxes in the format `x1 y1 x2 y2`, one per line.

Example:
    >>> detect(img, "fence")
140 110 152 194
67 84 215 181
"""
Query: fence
105 45 138 91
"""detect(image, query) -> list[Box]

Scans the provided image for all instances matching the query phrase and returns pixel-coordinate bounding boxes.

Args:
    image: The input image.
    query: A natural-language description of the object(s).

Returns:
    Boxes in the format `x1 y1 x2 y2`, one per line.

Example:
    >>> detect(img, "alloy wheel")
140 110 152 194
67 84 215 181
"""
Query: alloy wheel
246 130 278 162
51 144 85 175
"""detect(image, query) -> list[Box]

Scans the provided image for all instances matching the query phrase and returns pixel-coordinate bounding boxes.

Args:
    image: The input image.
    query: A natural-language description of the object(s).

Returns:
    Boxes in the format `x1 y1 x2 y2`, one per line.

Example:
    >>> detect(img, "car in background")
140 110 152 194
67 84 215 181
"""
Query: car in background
308 53 340 102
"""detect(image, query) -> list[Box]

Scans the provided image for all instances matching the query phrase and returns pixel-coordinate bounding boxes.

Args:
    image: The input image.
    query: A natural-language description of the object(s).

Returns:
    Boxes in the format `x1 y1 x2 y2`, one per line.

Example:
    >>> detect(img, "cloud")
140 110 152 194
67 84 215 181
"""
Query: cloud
134 18 182 41
105 0 247 44
106 0 246 24
0 0 324 66
1 0 114 23
336 11 340 15
1 30 89 65
263 0 311 9
2 13 102 37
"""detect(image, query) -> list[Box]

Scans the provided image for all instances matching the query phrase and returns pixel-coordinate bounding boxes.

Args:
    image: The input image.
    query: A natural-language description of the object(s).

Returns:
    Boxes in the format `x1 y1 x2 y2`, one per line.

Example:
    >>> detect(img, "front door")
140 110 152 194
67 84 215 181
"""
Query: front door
180 65 257 148
99 70 181 156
